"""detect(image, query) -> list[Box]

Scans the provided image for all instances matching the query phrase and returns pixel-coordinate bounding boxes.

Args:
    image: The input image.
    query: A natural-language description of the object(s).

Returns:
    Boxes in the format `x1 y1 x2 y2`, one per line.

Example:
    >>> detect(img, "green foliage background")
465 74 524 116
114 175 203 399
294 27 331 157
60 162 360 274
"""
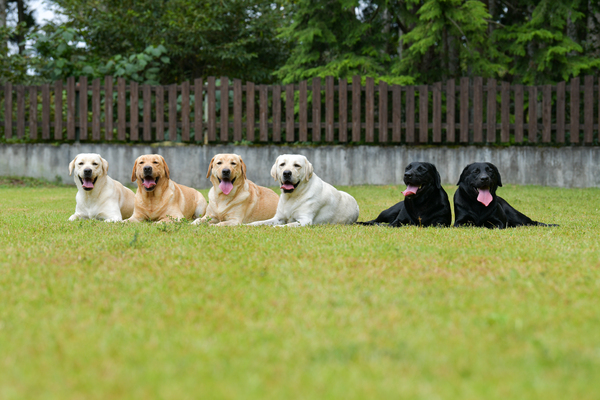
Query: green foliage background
1 0 600 84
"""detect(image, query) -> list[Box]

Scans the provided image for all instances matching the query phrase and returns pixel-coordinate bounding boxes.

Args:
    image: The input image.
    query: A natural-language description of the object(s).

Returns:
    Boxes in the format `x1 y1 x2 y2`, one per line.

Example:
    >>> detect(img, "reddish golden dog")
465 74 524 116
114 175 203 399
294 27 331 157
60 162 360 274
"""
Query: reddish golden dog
192 153 279 226
127 154 207 223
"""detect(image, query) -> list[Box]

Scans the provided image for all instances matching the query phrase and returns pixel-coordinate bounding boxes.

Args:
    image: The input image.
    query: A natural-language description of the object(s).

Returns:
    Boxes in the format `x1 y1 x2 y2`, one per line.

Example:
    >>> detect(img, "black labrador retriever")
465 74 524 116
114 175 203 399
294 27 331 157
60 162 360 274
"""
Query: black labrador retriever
358 162 452 227
454 162 557 228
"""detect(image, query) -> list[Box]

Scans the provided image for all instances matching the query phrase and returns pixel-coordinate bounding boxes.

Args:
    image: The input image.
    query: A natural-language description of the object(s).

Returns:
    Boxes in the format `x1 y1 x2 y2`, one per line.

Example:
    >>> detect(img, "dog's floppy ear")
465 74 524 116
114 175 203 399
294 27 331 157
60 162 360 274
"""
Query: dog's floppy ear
206 156 215 179
487 162 502 187
239 156 247 181
429 163 442 189
457 163 472 185
160 155 170 180
131 157 139 182
101 156 109 176
68 156 77 176
304 156 314 182
270 156 280 181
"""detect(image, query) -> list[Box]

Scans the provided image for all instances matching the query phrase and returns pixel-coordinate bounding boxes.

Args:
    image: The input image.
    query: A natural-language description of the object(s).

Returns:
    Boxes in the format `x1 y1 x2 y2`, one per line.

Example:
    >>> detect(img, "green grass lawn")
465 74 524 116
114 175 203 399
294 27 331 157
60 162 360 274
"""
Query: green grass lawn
1 179 599 400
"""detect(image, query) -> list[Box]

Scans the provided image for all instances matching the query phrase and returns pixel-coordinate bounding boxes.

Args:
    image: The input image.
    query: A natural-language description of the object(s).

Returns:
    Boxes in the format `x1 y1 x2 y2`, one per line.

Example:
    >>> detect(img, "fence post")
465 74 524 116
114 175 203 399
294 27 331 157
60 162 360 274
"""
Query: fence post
542 84 551 143
286 83 295 142
194 78 203 142
473 77 483 143
365 77 374 142
419 84 428 143
105 76 113 141
117 77 126 141
485 78 496 143
234 79 242 142
312 77 321 142
351 76 361 142
4 83 12 139
245 81 255 142
54 80 63 140
570 77 579 144
379 80 388 143
446 79 455 143
501 81 510 143
220 77 229 142
207 77 216 141
181 81 190 142
79 77 88 140
584 75 593 144
130 81 139 141
555 82 565 143
298 80 307 142
326 76 334 142
41 84 50 139
92 78 101 141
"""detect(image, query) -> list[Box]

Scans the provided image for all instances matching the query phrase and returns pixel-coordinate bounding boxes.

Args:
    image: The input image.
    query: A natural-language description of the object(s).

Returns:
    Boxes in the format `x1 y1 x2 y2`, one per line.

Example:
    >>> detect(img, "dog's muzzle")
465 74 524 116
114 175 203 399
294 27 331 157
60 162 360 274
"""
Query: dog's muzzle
218 176 236 195
143 175 158 191
79 175 97 191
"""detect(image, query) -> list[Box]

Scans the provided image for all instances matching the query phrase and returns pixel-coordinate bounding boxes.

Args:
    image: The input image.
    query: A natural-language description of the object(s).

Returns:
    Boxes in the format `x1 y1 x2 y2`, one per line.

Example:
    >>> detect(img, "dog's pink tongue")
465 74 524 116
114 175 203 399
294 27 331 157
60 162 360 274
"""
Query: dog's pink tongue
477 188 493 207
143 178 156 189
402 185 419 197
219 180 233 195
281 183 295 190
82 178 94 189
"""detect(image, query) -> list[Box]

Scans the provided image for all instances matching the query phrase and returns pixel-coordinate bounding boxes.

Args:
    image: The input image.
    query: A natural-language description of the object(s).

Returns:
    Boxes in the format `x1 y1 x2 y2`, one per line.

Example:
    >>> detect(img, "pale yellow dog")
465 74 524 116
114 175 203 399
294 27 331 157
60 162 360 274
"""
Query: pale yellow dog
192 153 279 226
127 154 207 223
68 153 135 222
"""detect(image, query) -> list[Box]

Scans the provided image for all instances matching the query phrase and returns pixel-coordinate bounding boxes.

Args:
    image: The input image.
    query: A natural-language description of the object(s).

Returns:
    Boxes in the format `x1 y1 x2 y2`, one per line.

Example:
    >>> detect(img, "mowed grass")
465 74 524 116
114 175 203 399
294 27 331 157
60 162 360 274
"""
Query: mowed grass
1 180 599 400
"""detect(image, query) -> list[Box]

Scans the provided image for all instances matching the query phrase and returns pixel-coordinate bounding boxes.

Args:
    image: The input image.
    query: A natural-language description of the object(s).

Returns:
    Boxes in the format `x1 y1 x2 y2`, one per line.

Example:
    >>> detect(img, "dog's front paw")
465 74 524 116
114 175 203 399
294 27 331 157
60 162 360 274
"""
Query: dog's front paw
68 214 78 221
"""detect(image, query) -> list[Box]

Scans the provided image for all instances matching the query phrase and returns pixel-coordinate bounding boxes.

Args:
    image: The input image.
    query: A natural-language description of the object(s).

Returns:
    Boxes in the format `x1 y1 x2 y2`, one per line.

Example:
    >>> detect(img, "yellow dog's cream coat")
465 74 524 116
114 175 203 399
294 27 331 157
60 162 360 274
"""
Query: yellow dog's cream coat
248 154 359 227
68 153 135 222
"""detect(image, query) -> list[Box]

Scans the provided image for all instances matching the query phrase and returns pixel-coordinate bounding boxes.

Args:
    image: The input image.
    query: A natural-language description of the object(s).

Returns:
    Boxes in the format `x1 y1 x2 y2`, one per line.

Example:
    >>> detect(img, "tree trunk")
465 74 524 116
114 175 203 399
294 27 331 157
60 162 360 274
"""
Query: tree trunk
17 0 25 54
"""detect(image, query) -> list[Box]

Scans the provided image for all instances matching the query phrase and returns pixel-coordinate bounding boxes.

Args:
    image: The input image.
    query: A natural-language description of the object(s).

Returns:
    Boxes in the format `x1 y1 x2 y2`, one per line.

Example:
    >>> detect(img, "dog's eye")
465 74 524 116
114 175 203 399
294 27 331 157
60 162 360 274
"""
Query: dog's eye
139 161 144 165
92 162 98 166
294 164 301 168
153 161 158 164
231 162 236 166
78 162 83 165
217 161 222 165
474 169 480 174
280 163 285 167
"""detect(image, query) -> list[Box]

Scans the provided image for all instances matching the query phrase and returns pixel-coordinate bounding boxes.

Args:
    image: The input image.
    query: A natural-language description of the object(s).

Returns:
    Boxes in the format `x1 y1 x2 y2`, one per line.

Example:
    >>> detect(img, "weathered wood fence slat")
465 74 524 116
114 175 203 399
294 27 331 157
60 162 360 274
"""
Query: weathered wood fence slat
1 76 599 145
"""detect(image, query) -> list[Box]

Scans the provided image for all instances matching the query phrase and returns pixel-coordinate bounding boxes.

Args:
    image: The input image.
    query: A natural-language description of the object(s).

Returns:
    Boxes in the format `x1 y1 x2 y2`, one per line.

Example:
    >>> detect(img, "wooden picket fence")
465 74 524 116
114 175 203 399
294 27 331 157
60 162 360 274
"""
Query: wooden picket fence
1 75 599 145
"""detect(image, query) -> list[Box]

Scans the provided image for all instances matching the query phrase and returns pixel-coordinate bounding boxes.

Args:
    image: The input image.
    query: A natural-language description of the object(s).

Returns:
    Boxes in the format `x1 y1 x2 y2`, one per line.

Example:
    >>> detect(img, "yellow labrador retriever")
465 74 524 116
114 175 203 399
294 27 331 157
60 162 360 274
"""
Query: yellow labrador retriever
192 153 279 226
127 154 207 223
68 153 135 222
247 154 359 227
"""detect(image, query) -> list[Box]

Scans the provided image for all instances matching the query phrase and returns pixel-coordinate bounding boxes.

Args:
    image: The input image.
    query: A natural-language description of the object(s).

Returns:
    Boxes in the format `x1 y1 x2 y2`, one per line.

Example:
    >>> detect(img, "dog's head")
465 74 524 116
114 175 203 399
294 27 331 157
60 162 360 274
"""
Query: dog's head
206 153 247 195
69 153 109 191
457 162 502 207
131 154 170 192
402 162 442 197
270 154 313 194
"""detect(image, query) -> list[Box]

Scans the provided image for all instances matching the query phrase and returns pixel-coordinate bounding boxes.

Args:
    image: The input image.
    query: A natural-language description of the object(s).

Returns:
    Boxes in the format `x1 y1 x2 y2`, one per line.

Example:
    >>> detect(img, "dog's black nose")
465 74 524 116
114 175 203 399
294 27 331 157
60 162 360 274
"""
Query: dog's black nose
481 175 490 183
404 173 412 180
283 170 292 179
83 168 92 177
222 168 231 177
143 166 152 175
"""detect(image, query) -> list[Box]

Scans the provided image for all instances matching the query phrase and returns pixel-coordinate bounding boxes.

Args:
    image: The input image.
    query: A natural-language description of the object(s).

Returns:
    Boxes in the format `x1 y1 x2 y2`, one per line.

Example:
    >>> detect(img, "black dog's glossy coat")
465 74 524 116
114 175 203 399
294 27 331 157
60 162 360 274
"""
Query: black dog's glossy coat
358 162 452 227
454 162 557 228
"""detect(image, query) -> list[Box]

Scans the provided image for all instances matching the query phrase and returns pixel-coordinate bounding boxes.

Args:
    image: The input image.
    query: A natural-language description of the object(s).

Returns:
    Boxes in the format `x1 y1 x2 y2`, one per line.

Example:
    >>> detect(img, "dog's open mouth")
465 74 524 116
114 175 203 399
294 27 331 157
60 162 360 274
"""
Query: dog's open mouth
79 176 98 191
475 186 493 207
218 177 236 195
280 180 299 193
402 184 421 197
143 176 158 191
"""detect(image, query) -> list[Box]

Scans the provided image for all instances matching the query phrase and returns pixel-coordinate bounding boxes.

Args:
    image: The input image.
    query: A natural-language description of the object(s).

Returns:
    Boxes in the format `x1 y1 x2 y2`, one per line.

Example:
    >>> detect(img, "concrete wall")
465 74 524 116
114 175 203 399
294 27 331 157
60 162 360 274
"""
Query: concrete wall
1 143 598 188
